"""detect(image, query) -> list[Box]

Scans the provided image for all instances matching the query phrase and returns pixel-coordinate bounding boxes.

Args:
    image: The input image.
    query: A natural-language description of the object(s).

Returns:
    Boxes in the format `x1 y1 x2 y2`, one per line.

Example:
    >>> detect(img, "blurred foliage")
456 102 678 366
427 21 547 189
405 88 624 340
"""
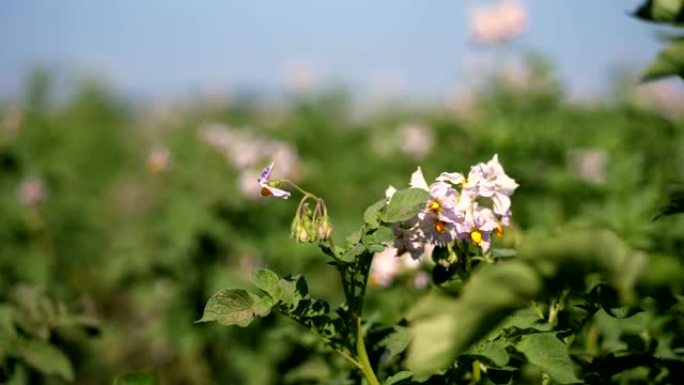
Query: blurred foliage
0 56 683 385
634 0 684 80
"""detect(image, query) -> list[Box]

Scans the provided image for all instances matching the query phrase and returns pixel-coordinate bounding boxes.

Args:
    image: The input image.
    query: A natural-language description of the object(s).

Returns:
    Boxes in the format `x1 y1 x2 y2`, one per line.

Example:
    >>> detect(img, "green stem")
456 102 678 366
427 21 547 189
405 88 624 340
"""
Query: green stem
472 360 481 383
275 179 318 198
356 317 381 385
309 327 363 370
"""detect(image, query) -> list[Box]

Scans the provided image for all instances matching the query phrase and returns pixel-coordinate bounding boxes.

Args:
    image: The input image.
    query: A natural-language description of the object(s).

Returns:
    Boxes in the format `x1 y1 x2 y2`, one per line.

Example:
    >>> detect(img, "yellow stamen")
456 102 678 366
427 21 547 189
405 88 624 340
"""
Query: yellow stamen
435 220 447 233
470 230 483 245
428 200 441 213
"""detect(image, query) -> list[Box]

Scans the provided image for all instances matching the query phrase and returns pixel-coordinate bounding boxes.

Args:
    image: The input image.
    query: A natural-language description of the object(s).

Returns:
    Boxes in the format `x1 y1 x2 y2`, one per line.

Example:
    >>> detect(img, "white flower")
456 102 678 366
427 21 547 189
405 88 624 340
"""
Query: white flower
258 163 291 199
465 154 518 216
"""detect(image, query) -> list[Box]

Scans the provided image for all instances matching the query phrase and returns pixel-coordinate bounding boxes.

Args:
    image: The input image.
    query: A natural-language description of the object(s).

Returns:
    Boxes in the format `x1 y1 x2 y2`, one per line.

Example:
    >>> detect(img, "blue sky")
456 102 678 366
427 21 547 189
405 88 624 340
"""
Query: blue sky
0 0 670 100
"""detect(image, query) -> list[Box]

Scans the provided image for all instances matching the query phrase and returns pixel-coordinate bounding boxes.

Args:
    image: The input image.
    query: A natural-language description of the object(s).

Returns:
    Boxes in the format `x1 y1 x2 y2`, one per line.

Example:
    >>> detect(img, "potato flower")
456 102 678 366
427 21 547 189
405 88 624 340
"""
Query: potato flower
258 163 291 199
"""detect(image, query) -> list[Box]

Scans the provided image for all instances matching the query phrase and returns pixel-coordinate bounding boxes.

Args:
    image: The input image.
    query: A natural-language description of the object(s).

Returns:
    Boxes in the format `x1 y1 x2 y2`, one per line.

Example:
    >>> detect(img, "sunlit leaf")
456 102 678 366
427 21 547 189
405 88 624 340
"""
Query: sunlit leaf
633 0 684 24
364 199 386 228
516 333 580 384
197 289 262 327
384 370 413 385
383 188 429 223
250 268 283 302
20 339 74 381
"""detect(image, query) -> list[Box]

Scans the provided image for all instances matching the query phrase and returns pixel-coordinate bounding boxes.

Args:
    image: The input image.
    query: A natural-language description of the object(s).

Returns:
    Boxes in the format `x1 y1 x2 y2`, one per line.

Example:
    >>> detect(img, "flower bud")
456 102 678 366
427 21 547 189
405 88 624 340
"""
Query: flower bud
317 218 333 241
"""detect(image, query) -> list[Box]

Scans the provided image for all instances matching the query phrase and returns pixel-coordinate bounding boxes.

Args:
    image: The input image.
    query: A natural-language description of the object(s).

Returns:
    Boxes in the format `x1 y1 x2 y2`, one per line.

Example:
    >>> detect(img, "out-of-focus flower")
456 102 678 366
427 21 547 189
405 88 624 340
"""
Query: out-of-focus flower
199 122 302 199
567 148 609 185
146 145 172 174
399 123 435 161
258 163 291 199
636 79 684 116
470 0 527 44
2 106 24 137
370 246 423 287
282 59 321 93
17 177 46 207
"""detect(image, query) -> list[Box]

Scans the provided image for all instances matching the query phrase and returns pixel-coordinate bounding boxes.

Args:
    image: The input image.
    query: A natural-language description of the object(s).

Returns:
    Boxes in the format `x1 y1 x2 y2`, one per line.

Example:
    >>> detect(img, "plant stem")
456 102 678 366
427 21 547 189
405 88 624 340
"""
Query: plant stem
309 327 363 370
277 179 317 198
471 360 481 383
356 317 381 385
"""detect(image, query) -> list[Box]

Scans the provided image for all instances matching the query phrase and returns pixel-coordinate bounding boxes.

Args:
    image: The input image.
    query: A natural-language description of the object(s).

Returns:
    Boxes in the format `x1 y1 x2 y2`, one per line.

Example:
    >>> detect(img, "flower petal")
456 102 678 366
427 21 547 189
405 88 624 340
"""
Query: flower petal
258 162 274 184
410 166 430 191
263 185 290 199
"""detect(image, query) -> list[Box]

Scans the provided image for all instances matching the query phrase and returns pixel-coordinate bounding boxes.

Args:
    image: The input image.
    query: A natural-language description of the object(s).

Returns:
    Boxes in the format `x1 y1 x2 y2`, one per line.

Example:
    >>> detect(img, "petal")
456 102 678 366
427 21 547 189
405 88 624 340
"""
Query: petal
258 162 274 184
385 185 397 201
437 172 466 185
264 185 291 199
491 193 511 216
409 166 430 191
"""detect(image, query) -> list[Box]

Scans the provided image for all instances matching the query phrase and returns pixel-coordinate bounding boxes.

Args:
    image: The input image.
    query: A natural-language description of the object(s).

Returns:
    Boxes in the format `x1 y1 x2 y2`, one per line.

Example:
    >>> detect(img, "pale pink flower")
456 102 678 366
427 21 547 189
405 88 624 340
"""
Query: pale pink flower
282 59 321 93
567 149 609 185
370 246 424 287
399 123 435 161
238 170 261 200
146 145 172 174
17 177 46 207
470 0 527 44
2 106 24 136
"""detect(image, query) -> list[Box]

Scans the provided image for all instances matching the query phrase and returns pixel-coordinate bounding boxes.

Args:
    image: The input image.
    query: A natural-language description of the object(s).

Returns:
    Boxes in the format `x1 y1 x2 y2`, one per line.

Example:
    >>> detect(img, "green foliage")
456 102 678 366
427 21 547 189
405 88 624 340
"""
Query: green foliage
516 333 579 384
113 371 159 385
635 0 684 80
382 188 430 223
2 54 684 384
642 38 684 81
634 0 684 24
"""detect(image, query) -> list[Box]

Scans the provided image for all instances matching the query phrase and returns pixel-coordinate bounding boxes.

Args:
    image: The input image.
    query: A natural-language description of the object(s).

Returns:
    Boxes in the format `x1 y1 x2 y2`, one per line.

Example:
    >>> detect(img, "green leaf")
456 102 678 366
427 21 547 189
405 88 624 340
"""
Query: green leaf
341 243 365 262
634 0 684 24
364 199 387 228
468 340 510 367
655 187 684 219
250 268 283 301
384 371 413 385
407 261 542 377
516 333 580 384
642 38 684 81
383 188 429 223
379 326 411 362
364 226 395 247
197 289 265 327
113 371 160 385
280 275 309 309
20 339 74 381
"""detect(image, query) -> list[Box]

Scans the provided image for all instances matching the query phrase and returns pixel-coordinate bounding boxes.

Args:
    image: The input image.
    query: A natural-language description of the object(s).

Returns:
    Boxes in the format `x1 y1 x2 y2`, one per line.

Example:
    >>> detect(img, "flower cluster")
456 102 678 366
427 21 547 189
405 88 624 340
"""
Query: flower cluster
388 155 518 258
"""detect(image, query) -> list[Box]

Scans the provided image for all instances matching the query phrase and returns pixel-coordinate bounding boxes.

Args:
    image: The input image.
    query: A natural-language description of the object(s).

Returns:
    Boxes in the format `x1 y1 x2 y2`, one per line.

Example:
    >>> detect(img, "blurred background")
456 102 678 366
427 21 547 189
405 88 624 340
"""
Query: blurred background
1 1 684 384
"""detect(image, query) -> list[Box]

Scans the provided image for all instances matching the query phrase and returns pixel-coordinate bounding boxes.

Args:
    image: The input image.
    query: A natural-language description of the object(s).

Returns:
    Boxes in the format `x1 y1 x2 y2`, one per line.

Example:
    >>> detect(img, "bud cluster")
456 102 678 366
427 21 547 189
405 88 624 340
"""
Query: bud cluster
290 196 333 244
